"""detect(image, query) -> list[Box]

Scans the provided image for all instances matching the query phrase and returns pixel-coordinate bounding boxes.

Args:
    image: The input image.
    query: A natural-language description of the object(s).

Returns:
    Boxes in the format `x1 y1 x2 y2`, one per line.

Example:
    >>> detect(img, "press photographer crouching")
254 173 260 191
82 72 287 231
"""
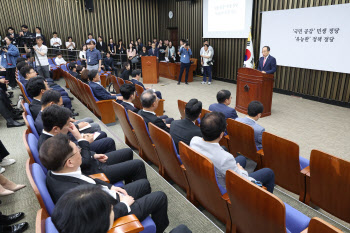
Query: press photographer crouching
0 37 20 90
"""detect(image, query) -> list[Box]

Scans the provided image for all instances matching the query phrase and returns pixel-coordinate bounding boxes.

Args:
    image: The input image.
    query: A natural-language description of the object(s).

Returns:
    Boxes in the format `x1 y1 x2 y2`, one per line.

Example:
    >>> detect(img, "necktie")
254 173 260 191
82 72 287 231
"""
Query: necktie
263 57 267 67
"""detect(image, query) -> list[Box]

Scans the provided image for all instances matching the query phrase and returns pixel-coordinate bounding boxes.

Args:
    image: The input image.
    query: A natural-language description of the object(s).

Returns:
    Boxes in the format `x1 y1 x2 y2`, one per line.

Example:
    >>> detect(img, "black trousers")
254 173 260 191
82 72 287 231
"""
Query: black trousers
68 50 75 61
0 140 9 162
0 92 13 120
102 148 147 184
89 132 116 154
178 62 190 83
5 68 16 88
123 179 169 233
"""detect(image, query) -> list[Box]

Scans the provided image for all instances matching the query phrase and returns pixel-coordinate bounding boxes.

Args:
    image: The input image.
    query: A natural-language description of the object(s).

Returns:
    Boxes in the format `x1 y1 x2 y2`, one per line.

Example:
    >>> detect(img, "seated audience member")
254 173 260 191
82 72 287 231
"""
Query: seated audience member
138 89 173 133
54 52 67 66
19 66 37 86
76 65 84 80
120 62 130 80
139 46 148 57
39 105 146 184
119 84 138 114
190 112 275 192
34 90 101 135
130 69 162 99
26 77 50 120
39 105 116 155
170 99 203 151
236 101 265 151
88 70 123 101
0 79 24 128
68 62 78 77
148 42 159 58
41 135 169 233
103 52 116 72
209 90 238 120
79 69 89 84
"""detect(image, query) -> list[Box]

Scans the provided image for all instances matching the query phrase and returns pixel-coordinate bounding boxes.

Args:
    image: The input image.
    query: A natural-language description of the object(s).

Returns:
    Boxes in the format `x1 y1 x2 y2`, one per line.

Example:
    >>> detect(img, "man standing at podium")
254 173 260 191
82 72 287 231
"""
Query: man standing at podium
257 46 276 74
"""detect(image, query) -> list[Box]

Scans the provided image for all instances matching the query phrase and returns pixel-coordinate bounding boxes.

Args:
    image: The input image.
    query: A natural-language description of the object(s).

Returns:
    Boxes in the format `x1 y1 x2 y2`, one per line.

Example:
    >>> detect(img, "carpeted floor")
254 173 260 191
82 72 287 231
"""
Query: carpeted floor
0 74 349 232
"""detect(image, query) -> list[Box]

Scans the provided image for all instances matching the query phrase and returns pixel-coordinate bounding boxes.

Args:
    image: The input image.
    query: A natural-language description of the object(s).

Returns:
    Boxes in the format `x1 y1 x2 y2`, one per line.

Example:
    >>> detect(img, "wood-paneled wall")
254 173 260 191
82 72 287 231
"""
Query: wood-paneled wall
158 0 350 105
0 0 158 50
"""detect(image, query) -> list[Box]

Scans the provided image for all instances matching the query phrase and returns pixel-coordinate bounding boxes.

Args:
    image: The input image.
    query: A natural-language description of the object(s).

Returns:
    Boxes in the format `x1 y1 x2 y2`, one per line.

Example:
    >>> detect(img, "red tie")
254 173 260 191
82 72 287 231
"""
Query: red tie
263 57 267 67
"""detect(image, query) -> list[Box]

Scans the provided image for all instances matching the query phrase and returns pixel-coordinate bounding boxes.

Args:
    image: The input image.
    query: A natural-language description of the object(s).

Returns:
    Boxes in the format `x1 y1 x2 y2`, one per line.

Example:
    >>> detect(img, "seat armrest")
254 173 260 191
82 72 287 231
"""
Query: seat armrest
108 214 144 233
257 149 264 156
300 228 308 233
89 173 110 183
222 193 229 201
301 166 310 176
180 164 186 171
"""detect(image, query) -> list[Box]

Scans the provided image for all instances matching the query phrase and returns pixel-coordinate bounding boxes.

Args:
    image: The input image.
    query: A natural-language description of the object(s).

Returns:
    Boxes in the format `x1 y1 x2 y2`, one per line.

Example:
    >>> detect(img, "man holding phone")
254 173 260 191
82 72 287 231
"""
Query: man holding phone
177 42 192 85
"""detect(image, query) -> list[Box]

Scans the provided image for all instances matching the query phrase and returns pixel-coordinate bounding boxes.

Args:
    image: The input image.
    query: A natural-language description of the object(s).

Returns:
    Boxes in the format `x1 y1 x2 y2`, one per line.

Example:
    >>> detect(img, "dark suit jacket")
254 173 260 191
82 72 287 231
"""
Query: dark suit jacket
96 41 108 53
130 79 145 90
89 81 115 101
103 57 114 68
208 103 238 120
46 172 129 219
257 55 277 74
34 111 43 134
29 99 42 120
121 101 139 114
138 110 169 133
148 48 159 58
0 140 9 159
170 118 202 152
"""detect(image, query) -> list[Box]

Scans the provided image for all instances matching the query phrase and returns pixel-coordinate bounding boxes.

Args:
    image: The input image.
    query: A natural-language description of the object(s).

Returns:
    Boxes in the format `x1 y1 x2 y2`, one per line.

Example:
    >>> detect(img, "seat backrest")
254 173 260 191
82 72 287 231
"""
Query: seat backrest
117 77 125 86
26 114 40 139
226 169 287 233
177 100 187 119
60 64 68 72
307 218 342 233
309 150 350 223
83 83 102 117
262 132 302 195
178 142 230 224
23 129 35 164
24 103 32 117
148 123 188 191
226 118 260 163
112 102 139 150
200 108 211 119
135 84 144 97
127 110 160 167
26 159 55 216
110 75 121 94
16 79 32 103
27 133 48 174
125 80 133 85
45 217 59 233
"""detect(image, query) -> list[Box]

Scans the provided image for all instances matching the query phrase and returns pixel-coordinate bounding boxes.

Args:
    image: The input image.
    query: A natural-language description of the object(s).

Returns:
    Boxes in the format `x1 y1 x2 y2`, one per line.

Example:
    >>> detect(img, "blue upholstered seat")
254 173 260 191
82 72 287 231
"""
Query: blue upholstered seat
285 202 310 233
26 114 39 139
28 133 48 174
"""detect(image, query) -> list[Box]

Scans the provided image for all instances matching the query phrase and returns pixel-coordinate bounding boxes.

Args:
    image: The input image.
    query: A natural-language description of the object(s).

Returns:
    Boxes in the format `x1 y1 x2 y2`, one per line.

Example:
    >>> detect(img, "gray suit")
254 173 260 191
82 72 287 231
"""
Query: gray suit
235 117 265 151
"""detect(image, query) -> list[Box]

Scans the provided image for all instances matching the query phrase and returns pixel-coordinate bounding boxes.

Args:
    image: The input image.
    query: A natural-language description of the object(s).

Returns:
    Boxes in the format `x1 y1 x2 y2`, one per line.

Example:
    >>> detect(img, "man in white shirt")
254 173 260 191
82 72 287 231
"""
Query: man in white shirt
54 52 66 66
50 32 62 54
40 133 169 232
200 40 214 60
33 36 50 80
190 111 275 192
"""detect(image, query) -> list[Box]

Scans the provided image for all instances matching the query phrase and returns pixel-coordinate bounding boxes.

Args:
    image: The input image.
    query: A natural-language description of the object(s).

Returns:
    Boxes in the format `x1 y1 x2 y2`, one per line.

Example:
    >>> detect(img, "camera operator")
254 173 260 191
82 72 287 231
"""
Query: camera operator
6 27 18 47
177 41 192 85
0 37 20 89
32 36 50 80
200 44 213 85
18 25 33 53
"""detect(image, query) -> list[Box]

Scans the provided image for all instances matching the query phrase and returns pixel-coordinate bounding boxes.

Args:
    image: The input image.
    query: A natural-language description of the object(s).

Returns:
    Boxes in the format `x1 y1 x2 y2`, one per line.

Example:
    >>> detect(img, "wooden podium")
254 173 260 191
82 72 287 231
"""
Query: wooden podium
235 68 274 117
141 56 159 84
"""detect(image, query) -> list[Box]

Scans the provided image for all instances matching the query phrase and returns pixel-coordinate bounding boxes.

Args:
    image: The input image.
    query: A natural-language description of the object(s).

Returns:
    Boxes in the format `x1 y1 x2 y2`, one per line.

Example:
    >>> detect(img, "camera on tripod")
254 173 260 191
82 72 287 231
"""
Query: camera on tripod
21 35 36 47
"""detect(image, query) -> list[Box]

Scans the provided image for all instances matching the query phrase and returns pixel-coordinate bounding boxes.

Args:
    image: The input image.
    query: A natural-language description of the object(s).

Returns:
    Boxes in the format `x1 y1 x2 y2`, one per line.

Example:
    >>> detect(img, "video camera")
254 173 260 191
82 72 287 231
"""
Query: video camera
21 35 36 47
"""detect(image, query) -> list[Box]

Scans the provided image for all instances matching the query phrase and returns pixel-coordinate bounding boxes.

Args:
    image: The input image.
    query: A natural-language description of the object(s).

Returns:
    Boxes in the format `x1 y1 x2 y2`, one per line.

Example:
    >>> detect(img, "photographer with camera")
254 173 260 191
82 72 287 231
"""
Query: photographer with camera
0 37 19 89
200 44 213 85
177 41 192 85
6 27 18 47
18 25 33 53
32 36 51 80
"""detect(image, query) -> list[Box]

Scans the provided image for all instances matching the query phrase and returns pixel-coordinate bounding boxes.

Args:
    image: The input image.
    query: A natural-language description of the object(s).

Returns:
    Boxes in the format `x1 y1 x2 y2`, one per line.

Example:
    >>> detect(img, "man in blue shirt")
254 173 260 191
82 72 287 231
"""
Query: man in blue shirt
209 90 238 120
86 41 102 72
177 42 192 85
86 33 96 44
0 37 19 89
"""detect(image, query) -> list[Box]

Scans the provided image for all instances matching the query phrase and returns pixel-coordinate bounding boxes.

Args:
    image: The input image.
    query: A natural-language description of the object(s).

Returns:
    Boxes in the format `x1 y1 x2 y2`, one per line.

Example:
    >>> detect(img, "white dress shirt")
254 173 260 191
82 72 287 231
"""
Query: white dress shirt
33 45 49 66
55 57 67 66
50 37 62 47
65 41 76 50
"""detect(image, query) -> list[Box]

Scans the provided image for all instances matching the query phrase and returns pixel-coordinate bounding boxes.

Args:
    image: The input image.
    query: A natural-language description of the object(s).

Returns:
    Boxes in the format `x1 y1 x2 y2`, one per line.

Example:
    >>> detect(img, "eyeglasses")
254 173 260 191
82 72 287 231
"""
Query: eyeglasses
63 146 81 166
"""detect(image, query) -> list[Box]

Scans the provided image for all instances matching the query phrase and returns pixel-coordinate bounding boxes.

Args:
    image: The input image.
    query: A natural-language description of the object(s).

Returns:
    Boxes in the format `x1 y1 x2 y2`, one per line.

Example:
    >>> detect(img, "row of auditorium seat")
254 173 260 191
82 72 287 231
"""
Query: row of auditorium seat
21 106 156 232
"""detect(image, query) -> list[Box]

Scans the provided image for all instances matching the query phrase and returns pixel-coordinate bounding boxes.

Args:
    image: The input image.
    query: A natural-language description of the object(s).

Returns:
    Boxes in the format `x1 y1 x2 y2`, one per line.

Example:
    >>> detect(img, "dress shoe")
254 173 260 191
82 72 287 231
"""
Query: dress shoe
6 119 25 128
1 222 28 232
0 186 14 196
185 82 189 85
0 166 5 174
69 96 74 100
13 115 23 121
7 92 14 98
177 82 180 85
72 112 79 117
0 212 25 225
